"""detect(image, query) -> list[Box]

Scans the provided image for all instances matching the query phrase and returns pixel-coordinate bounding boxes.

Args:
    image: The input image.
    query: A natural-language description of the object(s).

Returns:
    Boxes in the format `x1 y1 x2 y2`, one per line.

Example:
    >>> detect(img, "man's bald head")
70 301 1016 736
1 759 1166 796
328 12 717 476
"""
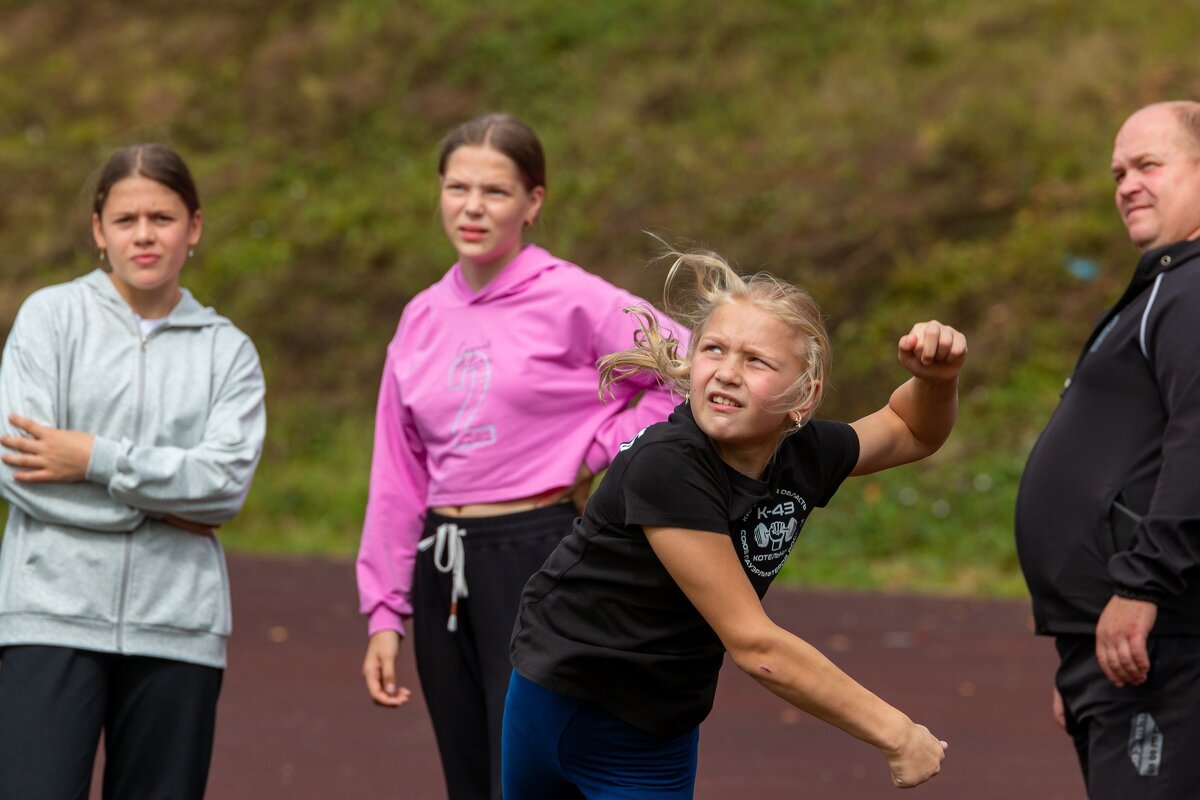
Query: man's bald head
1112 102 1200 251
1146 101 1200 153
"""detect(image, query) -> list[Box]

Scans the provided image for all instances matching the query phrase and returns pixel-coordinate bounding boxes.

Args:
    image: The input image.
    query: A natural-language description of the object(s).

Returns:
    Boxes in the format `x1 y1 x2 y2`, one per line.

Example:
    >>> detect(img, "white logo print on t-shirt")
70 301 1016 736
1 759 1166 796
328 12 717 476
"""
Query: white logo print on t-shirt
737 489 809 578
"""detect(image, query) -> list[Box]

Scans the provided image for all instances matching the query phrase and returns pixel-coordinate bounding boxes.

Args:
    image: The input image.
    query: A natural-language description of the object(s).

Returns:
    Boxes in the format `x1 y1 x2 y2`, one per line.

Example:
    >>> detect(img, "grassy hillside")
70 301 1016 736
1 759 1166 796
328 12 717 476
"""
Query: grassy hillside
3 0 1200 596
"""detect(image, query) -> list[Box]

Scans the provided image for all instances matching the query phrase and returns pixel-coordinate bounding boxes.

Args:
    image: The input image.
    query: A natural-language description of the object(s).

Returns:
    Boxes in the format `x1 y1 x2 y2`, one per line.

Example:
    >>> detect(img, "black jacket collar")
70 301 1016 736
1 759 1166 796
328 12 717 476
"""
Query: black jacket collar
1098 238 1200 330
1067 239 1200 384
1129 238 1200 292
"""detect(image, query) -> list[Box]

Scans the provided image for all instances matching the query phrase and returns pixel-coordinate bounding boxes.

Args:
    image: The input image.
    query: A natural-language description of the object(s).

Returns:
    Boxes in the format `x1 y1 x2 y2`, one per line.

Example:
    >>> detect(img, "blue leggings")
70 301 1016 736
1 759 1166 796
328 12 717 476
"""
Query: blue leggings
502 670 699 799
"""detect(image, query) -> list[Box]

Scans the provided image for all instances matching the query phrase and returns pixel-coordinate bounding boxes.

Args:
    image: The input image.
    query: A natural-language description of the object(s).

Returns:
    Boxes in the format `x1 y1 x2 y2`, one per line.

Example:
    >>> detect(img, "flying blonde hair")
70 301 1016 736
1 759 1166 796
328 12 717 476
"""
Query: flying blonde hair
599 248 831 431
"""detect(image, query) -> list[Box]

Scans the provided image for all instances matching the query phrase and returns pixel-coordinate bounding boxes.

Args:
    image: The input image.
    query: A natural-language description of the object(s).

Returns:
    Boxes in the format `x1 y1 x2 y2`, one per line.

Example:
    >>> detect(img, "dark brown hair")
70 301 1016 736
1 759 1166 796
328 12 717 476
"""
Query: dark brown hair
437 113 545 191
93 144 201 217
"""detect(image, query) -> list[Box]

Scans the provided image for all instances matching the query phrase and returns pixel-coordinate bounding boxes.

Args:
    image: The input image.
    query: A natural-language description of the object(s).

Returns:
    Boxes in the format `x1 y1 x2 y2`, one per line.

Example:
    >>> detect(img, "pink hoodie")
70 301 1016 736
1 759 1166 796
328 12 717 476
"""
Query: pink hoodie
357 245 683 635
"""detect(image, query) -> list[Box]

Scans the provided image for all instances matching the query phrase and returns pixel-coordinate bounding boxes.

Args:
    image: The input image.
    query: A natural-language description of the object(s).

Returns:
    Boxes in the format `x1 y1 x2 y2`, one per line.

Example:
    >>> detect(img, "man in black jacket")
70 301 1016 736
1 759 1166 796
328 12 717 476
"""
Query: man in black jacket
1016 101 1200 799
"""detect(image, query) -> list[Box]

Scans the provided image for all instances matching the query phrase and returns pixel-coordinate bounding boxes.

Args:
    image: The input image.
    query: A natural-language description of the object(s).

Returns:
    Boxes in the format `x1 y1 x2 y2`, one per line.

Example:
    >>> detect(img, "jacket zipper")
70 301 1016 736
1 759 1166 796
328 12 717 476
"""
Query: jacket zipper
116 331 152 653
1060 251 1186 397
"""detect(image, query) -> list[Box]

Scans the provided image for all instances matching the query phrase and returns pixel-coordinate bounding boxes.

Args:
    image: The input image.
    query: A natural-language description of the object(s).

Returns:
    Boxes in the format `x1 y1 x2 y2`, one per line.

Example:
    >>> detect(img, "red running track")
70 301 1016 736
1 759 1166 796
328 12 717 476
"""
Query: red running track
91 556 1085 799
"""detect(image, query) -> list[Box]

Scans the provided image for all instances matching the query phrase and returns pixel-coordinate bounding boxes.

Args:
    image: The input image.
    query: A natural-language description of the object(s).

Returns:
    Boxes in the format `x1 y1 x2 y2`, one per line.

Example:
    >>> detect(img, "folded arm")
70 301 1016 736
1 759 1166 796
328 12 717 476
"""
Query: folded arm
0 300 142 531
84 338 267 526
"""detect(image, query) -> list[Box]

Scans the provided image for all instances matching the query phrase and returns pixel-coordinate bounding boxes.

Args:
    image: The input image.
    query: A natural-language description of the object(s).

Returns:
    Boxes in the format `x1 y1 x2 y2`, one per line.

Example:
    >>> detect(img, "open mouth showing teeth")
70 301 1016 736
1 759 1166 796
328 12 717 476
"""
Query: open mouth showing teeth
710 395 741 408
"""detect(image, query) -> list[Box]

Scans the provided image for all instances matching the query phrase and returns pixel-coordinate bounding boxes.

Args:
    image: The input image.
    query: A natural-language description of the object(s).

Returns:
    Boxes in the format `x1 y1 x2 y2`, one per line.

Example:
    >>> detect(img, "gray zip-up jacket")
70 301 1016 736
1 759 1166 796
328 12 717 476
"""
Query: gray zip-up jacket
0 270 266 668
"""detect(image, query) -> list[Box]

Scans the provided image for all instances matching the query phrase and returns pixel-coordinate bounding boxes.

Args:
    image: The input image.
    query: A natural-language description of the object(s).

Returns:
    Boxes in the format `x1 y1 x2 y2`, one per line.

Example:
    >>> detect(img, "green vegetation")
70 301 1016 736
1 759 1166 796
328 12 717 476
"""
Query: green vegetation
2 0 1197 596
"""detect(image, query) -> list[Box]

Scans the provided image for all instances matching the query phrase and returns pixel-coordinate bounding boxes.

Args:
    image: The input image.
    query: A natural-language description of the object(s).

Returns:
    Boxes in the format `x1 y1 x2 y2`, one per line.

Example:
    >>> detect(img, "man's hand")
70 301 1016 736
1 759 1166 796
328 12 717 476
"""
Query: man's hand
1 414 94 482
1096 595 1158 687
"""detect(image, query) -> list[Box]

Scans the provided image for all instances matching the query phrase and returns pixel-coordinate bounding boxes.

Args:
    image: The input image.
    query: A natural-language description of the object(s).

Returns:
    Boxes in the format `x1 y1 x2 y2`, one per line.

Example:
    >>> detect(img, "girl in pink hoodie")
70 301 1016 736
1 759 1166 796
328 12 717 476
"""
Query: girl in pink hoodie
356 113 681 800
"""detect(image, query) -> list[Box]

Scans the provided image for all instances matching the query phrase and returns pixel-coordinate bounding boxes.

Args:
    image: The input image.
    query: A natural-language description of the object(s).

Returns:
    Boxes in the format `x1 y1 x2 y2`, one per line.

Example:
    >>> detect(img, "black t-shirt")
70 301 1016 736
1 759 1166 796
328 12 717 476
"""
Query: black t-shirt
510 402 859 736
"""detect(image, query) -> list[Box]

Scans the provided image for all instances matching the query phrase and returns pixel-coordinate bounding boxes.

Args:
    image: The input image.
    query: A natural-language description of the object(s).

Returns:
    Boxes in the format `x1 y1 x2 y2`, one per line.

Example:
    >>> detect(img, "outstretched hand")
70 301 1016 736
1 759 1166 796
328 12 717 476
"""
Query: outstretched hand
897 321 967 384
882 720 948 789
1 414 94 482
883 719 945 786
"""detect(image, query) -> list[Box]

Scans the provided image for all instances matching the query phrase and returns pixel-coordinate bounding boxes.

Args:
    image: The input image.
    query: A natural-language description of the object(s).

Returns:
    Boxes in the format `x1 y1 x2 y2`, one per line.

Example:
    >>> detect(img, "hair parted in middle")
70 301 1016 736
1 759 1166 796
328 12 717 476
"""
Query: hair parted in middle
599 248 831 430
94 143 201 218
437 112 546 191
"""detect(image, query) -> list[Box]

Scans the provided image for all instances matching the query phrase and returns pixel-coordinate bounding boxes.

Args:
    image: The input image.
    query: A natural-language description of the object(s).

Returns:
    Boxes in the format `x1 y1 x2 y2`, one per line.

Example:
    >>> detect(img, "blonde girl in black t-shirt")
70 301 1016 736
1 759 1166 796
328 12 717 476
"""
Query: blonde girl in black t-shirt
504 249 966 798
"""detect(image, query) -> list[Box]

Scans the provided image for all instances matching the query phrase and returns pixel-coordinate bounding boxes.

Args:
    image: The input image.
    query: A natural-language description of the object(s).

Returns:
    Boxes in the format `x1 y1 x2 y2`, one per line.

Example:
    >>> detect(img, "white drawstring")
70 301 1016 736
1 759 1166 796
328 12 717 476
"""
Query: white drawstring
417 523 469 632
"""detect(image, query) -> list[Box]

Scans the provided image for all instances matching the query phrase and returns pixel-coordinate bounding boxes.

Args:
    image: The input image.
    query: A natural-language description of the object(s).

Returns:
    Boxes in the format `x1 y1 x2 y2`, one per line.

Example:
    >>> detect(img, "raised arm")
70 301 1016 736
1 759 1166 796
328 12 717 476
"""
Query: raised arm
645 525 947 788
850 320 966 476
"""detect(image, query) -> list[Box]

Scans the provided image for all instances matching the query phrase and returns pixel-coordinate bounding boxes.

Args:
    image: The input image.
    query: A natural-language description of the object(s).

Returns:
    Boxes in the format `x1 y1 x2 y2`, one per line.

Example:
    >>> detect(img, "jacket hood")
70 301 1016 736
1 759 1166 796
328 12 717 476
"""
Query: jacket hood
82 269 226 330
433 245 563 307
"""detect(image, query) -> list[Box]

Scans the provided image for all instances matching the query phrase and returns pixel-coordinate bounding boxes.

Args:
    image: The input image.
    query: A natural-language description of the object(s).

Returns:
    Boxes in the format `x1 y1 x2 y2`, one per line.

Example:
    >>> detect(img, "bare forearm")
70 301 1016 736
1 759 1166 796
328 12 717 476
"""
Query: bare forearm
888 375 959 454
732 627 911 752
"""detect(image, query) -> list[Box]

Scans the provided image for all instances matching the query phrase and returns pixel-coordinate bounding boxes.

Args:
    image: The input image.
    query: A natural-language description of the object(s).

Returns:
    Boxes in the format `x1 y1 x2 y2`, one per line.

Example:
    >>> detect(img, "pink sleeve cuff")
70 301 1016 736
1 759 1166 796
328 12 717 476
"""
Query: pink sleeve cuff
367 605 408 639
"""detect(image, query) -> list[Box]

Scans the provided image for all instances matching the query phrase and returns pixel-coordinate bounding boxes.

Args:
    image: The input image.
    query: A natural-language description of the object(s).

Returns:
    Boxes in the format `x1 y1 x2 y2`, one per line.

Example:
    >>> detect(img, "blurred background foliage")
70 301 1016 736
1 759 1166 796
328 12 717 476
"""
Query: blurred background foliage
3 0 1199 597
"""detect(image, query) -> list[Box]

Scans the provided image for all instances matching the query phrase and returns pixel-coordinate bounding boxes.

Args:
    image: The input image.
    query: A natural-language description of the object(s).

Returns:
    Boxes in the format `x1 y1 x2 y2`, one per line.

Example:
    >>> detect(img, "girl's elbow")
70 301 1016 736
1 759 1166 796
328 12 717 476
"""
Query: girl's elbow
904 425 951 463
910 438 942 462
727 634 777 677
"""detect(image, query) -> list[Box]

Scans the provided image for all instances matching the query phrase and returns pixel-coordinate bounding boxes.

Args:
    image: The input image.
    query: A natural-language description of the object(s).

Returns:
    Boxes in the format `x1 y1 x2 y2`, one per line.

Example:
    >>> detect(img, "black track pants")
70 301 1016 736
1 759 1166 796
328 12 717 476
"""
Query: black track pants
0 645 222 800
414 504 575 800
1056 635 1200 800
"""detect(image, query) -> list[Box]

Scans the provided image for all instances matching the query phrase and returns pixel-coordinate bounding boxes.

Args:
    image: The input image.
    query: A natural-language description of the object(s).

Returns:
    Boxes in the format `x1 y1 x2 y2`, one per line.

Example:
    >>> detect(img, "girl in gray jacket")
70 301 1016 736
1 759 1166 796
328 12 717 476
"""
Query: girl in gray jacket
0 144 266 799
